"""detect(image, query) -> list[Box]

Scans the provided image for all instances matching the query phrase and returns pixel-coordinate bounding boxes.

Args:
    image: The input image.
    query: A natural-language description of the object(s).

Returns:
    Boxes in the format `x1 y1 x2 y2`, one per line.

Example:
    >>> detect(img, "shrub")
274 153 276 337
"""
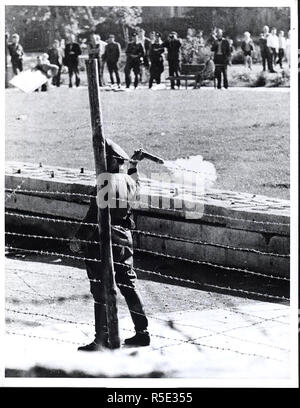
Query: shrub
231 49 245 65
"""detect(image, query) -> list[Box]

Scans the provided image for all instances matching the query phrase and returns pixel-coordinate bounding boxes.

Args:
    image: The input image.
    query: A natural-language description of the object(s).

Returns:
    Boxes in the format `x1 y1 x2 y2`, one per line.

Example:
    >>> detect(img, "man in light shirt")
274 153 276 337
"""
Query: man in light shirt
267 27 279 69
277 30 286 69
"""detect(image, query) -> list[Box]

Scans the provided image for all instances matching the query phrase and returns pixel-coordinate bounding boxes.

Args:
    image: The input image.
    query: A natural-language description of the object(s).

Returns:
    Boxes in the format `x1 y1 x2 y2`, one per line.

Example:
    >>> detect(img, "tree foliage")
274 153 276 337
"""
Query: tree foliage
5 5 142 48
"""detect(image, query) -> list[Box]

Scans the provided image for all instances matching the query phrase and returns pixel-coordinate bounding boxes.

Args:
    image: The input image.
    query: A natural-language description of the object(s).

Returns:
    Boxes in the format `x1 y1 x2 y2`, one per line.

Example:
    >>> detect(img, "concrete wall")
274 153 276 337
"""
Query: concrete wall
5 161 290 278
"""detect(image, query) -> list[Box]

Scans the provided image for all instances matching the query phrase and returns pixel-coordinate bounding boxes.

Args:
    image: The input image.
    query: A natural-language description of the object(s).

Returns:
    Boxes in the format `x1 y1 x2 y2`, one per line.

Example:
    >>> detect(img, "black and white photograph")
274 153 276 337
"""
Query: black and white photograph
1 0 298 390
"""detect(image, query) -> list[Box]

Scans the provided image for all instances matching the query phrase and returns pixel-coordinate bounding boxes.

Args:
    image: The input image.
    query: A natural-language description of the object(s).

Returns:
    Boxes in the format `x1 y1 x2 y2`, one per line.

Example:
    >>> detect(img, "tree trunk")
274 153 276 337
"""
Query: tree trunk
122 24 129 47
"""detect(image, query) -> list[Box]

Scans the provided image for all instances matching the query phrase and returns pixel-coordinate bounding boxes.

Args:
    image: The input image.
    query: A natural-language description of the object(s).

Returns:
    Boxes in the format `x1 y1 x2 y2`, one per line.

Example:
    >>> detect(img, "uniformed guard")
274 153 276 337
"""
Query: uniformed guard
161 31 182 90
148 32 164 89
124 31 145 89
70 139 150 350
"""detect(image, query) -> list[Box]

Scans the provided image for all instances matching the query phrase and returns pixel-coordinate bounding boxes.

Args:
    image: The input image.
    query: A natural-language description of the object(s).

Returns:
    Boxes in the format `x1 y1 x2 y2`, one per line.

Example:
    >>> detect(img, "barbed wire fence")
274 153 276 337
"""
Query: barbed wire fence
5 179 290 364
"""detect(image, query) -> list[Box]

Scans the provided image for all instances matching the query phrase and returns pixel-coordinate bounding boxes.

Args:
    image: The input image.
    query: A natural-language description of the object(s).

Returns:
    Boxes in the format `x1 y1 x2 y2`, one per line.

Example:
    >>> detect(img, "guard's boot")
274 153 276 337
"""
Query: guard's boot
75 76 80 87
78 303 109 351
124 330 150 347
78 341 102 352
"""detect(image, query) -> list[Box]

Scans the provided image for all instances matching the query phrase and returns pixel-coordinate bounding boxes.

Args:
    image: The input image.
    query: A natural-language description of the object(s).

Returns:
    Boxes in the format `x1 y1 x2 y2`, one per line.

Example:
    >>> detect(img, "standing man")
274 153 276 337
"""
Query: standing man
71 140 150 350
137 28 151 83
211 28 231 90
48 39 64 87
8 33 24 76
64 33 82 88
148 32 164 89
161 31 182 90
124 31 144 90
267 27 279 69
259 26 274 72
102 34 121 88
87 34 107 86
277 31 286 69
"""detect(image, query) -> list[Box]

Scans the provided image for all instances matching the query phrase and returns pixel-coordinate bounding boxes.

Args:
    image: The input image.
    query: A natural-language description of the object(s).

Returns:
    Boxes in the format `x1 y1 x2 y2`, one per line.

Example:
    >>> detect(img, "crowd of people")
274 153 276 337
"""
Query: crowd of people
7 24 291 92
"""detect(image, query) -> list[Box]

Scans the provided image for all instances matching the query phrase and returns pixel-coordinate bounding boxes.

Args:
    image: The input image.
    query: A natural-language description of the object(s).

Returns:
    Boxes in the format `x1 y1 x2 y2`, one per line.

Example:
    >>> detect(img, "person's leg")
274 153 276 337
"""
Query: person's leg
68 65 73 87
174 61 180 88
261 52 266 71
149 74 153 88
112 62 121 86
223 65 228 89
74 64 80 87
133 63 140 88
248 55 253 70
278 49 284 68
266 49 274 72
273 49 277 66
78 260 109 351
18 60 23 73
156 72 161 85
56 65 62 87
107 62 114 85
215 66 222 89
124 62 131 88
169 62 175 89
113 229 149 346
12 61 18 75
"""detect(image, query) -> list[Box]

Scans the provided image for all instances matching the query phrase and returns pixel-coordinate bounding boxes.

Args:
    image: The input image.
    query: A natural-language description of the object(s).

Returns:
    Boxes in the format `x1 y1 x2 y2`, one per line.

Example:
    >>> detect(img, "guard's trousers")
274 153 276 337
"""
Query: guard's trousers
84 226 148 341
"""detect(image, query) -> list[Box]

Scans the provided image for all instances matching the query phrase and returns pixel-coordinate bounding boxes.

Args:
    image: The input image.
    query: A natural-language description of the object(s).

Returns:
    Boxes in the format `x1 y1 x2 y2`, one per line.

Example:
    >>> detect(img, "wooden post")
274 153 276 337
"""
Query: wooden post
5 33 9 89
85 57 120 349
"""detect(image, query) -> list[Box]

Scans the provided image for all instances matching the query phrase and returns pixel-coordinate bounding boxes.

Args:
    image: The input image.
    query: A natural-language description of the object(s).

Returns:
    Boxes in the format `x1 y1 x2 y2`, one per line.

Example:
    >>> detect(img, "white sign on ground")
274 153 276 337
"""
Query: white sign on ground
9 70 48 93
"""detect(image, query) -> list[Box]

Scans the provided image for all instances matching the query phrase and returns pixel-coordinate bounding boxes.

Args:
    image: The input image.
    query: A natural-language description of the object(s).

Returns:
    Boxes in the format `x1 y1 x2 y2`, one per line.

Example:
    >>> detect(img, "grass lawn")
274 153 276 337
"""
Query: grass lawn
5 85 290 199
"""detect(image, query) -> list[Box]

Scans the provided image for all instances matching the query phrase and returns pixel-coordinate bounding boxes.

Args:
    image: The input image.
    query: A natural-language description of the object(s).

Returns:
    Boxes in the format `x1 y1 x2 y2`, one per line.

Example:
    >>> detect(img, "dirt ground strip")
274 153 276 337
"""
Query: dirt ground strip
5 257 290 378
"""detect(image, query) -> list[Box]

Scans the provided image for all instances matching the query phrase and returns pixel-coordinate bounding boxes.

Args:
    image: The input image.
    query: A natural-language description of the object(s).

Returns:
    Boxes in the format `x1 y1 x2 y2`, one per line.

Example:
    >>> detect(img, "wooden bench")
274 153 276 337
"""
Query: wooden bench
167 64 205 89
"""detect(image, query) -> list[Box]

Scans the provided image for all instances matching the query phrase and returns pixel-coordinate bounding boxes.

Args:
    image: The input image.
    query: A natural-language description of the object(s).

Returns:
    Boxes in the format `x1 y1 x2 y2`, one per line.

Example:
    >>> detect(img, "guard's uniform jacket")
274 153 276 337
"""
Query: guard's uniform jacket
75 165 148 339
149 43 164 87
103 42 121 86
161 39 181 89
64 41 82 86
124 42 144 88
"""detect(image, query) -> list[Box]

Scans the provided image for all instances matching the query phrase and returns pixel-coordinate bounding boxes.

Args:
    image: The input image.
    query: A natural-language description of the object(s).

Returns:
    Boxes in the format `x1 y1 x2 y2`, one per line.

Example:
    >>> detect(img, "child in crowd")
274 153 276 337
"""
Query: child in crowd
8 33 24 75
241 31 255 70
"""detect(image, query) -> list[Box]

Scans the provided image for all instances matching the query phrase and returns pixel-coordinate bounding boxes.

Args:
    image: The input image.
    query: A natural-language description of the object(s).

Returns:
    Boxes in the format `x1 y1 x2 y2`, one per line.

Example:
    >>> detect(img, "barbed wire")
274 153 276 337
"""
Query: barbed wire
132 229 290 258
5 265 288 325
5 231 289 282
6 330 82 346
5 203 290 258
132 266 289 301
6 308 287 361
5 211 98 227
5 245 289 301
5 188 290 227
133 248 289 281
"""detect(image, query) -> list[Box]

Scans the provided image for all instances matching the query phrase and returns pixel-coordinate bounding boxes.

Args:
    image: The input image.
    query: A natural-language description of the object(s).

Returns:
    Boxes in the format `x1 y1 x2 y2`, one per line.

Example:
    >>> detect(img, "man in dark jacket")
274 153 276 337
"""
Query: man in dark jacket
161 32 181 90
211 28 231 89
64 34 82 87
149 32 164 88
124 31 144 89
103 34 121 87
8 33 24 75
71 139 150 350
